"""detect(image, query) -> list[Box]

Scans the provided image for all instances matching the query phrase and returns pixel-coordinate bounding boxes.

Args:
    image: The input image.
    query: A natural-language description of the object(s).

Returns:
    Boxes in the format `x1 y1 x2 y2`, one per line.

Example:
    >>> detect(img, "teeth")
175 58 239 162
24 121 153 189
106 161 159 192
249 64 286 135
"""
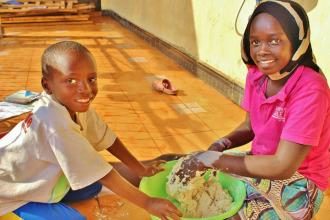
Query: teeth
259 60 274 64
77 98 90 103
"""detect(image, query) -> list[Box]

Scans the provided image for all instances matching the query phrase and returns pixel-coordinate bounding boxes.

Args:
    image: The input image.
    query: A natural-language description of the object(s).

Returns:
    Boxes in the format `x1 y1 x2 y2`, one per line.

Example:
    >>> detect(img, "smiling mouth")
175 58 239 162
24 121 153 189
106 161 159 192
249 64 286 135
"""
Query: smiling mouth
76 98 92 104
258 60 275 64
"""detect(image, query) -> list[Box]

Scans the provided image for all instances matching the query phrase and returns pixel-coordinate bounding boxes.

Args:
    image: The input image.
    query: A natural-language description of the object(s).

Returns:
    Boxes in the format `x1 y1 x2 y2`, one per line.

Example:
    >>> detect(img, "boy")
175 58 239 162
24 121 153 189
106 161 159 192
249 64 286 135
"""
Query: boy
0 41 181 220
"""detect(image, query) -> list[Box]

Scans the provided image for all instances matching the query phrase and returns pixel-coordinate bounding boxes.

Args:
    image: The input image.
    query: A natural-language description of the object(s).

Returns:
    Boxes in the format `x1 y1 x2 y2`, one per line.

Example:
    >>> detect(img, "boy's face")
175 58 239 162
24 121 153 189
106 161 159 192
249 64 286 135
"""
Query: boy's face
249 13 292 75
42 51 98 118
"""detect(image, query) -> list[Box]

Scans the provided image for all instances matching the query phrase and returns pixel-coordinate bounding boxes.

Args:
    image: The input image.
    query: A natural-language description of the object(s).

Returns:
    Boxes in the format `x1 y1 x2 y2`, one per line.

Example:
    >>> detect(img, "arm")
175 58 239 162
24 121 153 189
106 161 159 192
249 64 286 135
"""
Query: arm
100 169 181 220
107 138 146 176
107 138 164 177
205 139 310 180
209 113 254 151
224 113 254 148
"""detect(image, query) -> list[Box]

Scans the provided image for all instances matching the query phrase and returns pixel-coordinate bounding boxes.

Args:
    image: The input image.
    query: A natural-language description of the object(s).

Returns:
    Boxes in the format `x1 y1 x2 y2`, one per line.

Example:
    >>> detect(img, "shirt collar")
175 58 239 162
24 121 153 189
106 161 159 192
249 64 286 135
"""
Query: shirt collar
42 92 84 130
250 65 304 102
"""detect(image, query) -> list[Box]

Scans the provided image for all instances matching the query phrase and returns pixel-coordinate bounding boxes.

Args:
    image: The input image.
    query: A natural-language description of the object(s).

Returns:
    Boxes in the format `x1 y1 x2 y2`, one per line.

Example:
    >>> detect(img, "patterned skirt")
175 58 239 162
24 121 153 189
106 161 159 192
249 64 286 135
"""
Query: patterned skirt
238 171 324 220
219 150 325 220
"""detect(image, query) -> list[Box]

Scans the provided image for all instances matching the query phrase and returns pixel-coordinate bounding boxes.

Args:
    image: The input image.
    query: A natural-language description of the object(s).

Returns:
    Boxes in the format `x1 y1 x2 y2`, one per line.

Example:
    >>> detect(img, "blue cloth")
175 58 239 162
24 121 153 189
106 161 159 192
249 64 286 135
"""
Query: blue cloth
13 182 102 220
5 1 22 5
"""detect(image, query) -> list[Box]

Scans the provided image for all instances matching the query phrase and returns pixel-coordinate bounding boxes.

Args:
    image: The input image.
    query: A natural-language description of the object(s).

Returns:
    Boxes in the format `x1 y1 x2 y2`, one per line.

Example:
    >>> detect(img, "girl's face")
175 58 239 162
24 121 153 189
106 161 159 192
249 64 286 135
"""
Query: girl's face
249 13 293 75
42 52 98 119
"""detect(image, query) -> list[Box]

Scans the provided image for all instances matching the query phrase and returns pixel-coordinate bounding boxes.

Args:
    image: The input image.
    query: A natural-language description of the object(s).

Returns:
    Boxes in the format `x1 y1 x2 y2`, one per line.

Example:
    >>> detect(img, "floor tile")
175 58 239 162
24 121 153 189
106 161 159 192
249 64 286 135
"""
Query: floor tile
172 102 207 114
154 131 218 154
127 56 148 63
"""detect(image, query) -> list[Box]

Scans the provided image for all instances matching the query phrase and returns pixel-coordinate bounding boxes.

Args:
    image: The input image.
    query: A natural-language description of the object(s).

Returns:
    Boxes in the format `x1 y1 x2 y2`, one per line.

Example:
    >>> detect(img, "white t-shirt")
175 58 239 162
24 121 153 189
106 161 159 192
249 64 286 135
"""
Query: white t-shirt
0 93 116 215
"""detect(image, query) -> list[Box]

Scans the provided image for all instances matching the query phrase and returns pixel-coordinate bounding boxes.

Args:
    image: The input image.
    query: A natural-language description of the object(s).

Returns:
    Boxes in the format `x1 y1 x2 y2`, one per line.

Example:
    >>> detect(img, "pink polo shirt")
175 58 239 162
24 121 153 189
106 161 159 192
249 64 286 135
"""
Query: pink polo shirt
242 65 330 190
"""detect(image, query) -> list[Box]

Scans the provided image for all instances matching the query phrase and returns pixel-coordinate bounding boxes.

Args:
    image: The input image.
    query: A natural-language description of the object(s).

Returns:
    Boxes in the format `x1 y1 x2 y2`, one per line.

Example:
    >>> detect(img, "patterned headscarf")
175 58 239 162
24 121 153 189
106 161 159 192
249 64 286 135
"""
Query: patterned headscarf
241 0 320 75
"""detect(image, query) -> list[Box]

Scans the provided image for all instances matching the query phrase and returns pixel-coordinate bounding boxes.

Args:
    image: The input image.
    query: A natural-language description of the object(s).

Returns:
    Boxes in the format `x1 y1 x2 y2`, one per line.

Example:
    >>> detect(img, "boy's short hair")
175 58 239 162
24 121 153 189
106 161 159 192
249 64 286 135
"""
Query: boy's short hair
41 41 92 77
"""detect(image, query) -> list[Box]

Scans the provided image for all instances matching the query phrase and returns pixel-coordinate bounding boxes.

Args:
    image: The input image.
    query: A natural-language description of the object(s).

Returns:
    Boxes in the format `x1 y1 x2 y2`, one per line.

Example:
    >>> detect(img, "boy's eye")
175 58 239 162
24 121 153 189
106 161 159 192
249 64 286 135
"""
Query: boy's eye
269 39 280 45
89 77 97 83
67 79 77 84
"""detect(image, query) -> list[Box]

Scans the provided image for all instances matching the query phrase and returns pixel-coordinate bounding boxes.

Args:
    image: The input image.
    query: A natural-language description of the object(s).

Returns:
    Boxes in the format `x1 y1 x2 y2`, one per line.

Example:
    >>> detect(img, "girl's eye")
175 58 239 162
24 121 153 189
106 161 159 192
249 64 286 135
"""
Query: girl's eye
67 79 77 84
269 39 280 45
250 40 260 47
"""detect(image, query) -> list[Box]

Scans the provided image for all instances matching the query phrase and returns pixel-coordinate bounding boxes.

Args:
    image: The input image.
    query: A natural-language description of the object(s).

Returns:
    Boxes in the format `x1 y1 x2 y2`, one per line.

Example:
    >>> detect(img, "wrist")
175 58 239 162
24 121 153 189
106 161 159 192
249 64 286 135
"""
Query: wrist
141 195 152 211
222 137 233 150
136 164 147 177
210 151 223 168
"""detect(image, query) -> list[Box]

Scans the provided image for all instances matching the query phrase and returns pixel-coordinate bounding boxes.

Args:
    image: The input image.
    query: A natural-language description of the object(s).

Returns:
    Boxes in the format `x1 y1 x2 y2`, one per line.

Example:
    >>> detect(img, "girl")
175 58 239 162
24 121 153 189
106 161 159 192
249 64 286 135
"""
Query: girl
192 1 330 219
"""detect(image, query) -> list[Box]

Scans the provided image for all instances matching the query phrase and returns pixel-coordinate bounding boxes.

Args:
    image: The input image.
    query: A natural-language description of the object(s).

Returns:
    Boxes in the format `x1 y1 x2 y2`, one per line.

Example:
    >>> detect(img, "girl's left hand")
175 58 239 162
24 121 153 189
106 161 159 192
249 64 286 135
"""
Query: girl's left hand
193 151 223 168
139 160 166 177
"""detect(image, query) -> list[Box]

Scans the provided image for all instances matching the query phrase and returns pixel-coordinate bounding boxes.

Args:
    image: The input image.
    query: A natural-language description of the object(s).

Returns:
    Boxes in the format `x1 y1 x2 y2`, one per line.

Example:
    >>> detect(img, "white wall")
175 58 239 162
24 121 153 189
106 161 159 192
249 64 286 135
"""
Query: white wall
102 0 330 85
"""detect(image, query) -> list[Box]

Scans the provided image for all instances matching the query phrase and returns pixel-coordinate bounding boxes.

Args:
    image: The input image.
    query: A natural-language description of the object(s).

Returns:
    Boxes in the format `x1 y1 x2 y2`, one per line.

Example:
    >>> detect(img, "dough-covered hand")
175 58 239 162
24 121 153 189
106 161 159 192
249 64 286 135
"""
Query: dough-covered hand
193 151 223 168
208 138 232 152
139 160 165 177
170 151 222 185
145 197 182 220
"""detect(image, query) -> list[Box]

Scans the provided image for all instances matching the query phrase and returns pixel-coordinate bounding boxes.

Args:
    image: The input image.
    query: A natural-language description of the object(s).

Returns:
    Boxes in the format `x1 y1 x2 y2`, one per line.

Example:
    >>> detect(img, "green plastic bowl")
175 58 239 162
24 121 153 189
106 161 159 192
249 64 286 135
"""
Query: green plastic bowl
139 160 246 220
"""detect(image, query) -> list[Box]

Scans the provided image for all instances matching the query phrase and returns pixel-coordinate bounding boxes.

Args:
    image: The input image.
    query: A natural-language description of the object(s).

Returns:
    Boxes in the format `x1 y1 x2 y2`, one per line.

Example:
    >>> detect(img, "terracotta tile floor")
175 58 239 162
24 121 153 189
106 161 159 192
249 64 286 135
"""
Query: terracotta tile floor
0 15 328 219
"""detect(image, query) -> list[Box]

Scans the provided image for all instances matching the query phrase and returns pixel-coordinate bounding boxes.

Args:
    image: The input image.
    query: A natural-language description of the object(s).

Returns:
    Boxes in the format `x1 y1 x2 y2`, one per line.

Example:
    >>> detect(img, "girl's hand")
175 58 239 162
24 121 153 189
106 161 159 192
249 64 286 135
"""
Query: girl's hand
139 160 165 177
208 138 232 152
145 197 182 220
169 151 222 185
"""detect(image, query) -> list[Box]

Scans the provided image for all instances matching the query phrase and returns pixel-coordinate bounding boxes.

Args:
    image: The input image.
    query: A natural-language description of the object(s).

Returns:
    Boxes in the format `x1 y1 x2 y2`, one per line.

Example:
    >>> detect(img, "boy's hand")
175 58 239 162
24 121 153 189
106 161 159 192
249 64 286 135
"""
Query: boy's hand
208 138 232 152
139 160 166 177
145 197 182 220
